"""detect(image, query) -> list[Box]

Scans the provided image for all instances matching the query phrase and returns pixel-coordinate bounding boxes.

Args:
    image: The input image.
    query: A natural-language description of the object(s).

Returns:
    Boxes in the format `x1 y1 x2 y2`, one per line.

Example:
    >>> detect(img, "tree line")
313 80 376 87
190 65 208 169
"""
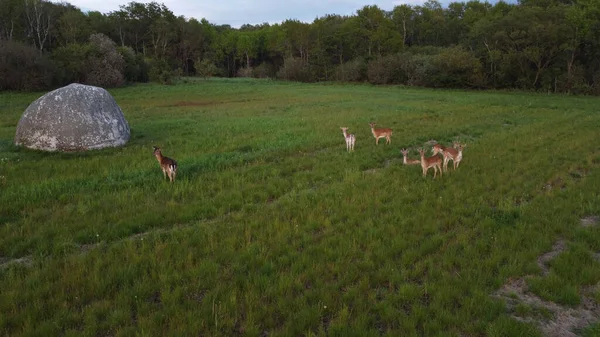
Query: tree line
1 0 599 94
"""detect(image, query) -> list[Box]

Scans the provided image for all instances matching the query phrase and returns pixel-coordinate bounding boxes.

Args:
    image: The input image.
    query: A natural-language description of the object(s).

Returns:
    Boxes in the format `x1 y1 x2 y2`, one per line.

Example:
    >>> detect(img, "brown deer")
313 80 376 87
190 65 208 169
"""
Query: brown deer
432 141 460 156
153 146 178 182
400 148 420 165
441 142 465 172
418 148 442 178
340 127 356 152
369 122 392 145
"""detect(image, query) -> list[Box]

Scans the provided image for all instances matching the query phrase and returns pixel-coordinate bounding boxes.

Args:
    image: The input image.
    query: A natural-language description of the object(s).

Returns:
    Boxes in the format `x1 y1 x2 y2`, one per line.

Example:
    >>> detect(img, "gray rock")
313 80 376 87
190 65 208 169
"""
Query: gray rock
14 83 130 151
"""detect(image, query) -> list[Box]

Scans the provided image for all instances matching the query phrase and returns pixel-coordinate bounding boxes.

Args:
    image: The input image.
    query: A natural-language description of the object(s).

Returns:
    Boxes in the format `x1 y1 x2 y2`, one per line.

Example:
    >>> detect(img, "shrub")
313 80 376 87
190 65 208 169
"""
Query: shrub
252 63 276 78
148 58 178 85
237 66 253 78
333 59 366 82
429 46 484 88
195 59 218 79
276 57 315 82
0 40 55 91
86 33 125 87
52 43 95 84
117 46 148 83
367 55 409 85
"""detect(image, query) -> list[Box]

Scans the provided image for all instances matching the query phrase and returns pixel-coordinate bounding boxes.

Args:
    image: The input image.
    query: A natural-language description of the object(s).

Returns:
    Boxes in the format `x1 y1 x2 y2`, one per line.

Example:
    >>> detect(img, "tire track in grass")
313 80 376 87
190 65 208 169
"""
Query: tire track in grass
0 157 348 268
493 217 600 336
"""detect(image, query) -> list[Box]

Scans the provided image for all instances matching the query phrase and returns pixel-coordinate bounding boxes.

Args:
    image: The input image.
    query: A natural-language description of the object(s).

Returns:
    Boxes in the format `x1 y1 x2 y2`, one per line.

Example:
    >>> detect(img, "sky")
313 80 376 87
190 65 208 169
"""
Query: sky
59 0 515 28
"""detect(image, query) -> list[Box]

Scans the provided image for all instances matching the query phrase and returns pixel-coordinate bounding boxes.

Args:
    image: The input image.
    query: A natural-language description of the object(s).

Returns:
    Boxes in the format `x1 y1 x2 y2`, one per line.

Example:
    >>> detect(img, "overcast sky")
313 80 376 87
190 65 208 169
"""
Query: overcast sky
60 0 514 28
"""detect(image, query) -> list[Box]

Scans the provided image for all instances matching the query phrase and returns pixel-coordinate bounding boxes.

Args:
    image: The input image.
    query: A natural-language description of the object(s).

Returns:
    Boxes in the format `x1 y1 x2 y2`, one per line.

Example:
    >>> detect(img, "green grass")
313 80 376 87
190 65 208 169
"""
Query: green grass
1 78 600 336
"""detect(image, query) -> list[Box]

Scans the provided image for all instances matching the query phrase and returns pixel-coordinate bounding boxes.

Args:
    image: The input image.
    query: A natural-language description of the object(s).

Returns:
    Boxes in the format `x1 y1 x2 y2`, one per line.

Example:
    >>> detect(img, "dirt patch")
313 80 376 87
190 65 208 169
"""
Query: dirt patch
493 240 600 336
543 177 566 191
0 255 33 268
537 240 566 276
495 278 599 337
581 216 599 228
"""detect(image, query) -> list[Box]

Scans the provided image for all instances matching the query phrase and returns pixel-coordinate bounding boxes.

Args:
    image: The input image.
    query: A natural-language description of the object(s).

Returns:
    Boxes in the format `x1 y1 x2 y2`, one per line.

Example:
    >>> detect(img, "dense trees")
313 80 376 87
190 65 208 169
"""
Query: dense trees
0 0 599 94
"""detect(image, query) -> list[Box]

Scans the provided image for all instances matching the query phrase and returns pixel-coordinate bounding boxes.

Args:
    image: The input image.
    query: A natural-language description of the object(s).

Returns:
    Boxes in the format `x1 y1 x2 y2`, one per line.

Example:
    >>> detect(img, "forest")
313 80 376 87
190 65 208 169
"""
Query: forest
1 0 599 94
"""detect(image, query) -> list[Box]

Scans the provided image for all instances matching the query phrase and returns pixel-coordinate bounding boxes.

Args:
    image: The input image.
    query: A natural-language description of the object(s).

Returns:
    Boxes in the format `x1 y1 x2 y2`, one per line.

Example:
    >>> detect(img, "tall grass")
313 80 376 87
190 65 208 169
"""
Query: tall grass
1 78 599 336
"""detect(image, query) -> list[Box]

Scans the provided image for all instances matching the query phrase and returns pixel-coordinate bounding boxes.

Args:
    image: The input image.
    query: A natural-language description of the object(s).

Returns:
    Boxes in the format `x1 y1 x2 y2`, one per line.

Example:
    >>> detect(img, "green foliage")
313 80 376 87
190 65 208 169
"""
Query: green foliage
252 62 276 78
2 0 600 94
148 58 180 85
52 43 96 84
333 59 367 82
367 54 409 85
429 46 485 88
195 58 218 78
276 57 315 82
117 46 149 83
0 40 56 91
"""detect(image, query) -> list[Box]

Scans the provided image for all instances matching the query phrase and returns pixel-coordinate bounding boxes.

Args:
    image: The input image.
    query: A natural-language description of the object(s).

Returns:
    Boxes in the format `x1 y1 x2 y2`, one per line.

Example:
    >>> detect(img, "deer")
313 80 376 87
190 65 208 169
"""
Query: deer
441 142 466 172
418 148 442 178
153 146 178 182
340 127 356 152
400 148 420 165
432 141 461 156
369 122 392 145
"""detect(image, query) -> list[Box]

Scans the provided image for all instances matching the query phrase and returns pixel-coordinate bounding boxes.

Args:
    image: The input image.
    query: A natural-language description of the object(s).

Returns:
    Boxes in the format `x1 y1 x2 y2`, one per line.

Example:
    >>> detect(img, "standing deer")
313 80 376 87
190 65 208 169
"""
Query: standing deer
400 148 420 165
340 127 356 152
369 122 392 145
441 142 465 172
418 148 442 178
432 141 460 156
153 146 178 182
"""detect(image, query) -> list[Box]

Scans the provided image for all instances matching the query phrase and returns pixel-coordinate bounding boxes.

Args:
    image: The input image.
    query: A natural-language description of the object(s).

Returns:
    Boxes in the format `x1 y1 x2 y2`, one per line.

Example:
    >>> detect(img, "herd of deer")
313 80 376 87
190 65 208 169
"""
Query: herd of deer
341 123 466 179
151 122 464 183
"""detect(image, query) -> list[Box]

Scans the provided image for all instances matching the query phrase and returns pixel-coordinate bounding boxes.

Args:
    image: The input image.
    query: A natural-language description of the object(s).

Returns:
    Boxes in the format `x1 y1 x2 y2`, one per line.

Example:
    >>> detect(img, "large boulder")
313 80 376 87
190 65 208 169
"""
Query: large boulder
14 83 130 151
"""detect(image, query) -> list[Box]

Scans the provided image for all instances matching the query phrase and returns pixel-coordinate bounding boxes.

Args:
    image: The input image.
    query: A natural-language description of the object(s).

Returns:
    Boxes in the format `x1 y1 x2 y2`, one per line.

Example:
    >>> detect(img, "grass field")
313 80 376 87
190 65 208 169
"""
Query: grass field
1 78 600 336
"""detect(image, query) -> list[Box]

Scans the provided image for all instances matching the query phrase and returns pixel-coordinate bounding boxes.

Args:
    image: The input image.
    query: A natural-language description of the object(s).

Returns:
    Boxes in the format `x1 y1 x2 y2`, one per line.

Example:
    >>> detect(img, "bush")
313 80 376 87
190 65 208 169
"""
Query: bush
237 66 253 78
367 55 410 85
252 63 276 78
195 59 218 79
86 33 125 87
429 46 484 88
402 53 435 87
333 59 366 82
118 46 148 83
276 57 315 82
0 40 56 91
148 58 178 84
52 43 95 84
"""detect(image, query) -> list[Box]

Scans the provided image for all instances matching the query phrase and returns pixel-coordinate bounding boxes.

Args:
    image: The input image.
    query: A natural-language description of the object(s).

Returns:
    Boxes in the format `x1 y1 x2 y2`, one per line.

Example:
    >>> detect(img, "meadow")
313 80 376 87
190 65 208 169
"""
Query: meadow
1 78 600 336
